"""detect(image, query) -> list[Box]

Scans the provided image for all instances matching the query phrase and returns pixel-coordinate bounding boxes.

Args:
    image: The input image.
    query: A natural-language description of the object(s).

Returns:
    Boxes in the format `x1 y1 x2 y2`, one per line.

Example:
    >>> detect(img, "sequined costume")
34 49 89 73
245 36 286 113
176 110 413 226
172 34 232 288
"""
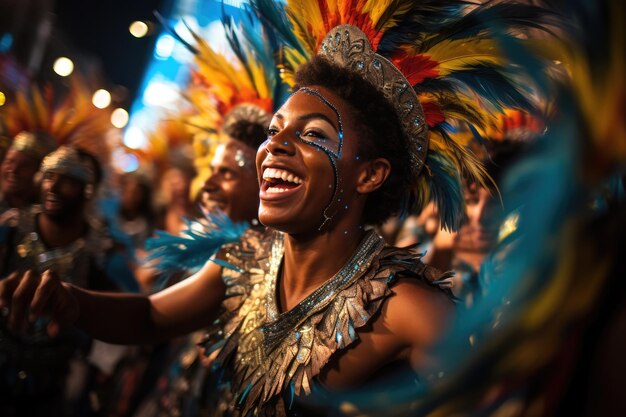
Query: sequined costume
196 227 445 416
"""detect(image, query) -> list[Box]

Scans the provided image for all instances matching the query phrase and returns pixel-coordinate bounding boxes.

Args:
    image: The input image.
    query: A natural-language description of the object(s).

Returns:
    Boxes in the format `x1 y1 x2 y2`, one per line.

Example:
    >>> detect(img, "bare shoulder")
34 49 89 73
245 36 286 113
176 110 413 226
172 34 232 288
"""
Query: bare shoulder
383 278 455 347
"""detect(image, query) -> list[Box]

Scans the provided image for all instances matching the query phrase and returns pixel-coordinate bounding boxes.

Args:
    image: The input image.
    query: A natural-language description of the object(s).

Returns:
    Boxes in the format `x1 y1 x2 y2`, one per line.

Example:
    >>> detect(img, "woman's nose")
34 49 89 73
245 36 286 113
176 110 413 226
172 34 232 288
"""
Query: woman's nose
264 129 296 156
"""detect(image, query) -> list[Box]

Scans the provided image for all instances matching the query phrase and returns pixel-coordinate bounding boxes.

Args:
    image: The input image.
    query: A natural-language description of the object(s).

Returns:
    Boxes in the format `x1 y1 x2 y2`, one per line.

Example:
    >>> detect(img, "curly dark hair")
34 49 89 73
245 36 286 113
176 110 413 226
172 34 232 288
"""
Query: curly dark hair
294 56 412 225
222 104 272 149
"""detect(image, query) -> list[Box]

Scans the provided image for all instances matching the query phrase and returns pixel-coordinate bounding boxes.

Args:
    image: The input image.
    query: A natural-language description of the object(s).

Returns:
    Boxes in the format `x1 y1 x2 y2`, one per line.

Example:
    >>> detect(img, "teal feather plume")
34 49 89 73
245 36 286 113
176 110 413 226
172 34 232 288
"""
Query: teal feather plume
144 210 248 287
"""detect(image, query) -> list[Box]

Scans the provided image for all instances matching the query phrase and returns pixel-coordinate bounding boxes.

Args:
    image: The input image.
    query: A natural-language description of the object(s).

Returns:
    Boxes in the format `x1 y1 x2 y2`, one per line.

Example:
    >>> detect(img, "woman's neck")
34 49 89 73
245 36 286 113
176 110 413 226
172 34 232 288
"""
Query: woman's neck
279 220 366 313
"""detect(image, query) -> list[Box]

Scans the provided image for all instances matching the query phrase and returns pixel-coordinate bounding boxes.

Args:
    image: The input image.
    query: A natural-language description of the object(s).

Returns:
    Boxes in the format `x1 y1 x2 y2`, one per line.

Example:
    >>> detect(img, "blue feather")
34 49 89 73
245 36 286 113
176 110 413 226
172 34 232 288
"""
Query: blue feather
425 151 464 231
248 0 309 56
447 64 534 113
144 210 248 288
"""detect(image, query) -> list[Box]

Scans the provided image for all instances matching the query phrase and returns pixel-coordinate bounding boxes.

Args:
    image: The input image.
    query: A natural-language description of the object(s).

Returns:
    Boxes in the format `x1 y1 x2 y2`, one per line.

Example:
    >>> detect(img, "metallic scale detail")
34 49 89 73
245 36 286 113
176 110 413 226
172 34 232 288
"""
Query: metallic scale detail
205 229 443 416
262 230 384 352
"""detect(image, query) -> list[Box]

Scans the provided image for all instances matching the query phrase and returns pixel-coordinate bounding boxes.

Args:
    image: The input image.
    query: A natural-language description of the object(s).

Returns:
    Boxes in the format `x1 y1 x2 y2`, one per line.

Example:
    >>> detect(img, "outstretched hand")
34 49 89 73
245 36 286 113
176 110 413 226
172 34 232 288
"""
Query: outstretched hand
0 269 80 337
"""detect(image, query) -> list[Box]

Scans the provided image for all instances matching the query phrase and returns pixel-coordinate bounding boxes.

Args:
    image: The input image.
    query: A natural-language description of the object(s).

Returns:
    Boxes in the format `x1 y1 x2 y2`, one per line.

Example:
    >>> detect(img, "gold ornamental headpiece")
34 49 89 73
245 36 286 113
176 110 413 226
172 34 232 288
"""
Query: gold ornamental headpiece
11 131 58 162
319 25 428 176
40 145 95 184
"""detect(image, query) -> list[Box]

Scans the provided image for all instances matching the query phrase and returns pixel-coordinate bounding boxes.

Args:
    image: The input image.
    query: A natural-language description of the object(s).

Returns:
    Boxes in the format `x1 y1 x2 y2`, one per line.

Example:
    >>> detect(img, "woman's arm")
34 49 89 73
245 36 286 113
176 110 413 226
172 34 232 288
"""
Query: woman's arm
1 260 226 345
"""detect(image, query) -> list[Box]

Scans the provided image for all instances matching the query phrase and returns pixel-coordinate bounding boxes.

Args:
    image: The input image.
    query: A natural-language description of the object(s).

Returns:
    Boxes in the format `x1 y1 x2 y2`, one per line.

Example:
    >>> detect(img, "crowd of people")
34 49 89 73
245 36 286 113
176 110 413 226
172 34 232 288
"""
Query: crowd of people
0 0 624 416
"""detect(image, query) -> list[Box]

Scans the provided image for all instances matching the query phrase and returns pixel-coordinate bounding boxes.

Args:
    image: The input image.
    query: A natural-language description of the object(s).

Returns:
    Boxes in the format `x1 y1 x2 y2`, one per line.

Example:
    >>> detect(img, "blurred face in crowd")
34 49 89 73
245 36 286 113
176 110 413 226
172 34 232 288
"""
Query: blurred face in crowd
121 175 149 215
456 183 502 253
40 171 88 221
201 139 259 223
1 149 39 200
161 167 192 206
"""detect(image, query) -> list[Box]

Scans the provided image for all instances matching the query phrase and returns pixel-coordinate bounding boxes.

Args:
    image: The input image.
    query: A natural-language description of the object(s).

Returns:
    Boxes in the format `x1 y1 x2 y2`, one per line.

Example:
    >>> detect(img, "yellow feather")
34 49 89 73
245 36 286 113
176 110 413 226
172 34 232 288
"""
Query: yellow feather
364 0 413 32
278 46 311 87
426 38 503 76
286 2 322 53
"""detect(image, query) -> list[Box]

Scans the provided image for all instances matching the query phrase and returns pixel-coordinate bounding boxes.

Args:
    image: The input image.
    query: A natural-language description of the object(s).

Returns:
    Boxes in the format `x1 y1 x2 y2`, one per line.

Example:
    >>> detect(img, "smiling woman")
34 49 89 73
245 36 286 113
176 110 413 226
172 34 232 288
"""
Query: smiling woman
0 1 558 416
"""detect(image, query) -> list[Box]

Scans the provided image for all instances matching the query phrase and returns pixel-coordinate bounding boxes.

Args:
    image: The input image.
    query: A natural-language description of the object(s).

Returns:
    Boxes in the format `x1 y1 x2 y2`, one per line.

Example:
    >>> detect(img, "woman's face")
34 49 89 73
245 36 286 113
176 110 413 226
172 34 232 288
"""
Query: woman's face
255 86 367 234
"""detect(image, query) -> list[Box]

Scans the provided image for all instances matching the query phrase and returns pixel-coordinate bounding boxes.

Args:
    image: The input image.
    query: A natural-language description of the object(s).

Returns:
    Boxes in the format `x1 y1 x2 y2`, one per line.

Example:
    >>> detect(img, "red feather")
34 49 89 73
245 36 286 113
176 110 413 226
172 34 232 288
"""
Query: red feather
392 52 440 85
391 52 439 85
421 101 445 128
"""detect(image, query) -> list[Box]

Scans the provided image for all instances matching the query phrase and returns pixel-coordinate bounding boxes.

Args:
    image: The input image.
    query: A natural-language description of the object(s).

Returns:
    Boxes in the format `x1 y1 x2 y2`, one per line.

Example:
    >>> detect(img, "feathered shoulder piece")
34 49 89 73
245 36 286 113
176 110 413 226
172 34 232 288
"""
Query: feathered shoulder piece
1 78 112 165
251 0 559 229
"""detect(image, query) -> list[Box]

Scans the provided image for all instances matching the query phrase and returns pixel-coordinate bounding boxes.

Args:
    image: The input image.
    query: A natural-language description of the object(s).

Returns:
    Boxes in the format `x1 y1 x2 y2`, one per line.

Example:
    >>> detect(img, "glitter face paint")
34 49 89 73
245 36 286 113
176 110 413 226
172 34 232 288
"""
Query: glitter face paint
294 87 345 230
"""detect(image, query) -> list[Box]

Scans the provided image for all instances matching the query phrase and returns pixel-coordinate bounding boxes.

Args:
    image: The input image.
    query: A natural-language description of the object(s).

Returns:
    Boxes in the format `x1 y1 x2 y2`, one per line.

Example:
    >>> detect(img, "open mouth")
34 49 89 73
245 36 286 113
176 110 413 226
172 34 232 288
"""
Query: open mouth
261 167 303 195
44 194 64 210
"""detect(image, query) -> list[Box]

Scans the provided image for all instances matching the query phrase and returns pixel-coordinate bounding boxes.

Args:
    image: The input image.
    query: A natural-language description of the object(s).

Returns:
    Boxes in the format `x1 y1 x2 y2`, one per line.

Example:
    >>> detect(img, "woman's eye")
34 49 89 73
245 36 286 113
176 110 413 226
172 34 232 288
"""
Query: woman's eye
266 127 279 137
303 130 326 139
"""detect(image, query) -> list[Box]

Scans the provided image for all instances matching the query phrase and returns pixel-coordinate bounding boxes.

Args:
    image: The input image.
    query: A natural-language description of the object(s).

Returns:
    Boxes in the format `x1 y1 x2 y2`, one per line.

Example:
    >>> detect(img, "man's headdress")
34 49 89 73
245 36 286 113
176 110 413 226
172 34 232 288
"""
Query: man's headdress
176 13 290 191
1 78 113 169
40 145 96 184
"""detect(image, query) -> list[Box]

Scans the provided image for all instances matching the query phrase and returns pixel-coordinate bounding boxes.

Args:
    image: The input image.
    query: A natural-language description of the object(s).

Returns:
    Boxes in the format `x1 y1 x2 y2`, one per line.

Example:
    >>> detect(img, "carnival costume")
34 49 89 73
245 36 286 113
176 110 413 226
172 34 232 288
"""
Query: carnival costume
146 1 556 415
395 2 626 416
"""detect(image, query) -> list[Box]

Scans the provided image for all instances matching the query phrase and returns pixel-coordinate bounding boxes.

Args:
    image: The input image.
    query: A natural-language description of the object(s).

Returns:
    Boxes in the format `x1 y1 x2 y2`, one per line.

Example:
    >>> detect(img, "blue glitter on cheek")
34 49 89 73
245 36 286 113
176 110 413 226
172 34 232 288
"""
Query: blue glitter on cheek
344 205 348 209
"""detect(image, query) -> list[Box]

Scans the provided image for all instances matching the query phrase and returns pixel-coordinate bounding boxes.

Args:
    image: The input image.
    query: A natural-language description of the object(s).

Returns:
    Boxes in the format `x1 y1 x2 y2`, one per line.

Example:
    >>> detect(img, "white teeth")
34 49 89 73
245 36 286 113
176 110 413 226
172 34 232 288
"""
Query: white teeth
262 167 303 185
267 187 289 193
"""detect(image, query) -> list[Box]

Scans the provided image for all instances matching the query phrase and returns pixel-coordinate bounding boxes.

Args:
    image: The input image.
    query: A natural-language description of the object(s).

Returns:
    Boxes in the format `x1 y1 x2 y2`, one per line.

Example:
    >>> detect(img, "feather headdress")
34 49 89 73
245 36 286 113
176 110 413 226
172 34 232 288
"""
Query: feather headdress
175 13 289 191
143 12 289 280
251 0 557 230
1 78 113 166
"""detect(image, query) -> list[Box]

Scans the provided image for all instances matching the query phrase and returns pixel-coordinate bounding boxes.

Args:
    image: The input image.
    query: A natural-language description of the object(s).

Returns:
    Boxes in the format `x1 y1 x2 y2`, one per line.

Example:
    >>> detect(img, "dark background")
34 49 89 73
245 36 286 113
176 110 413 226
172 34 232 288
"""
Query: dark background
1 0 172 107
